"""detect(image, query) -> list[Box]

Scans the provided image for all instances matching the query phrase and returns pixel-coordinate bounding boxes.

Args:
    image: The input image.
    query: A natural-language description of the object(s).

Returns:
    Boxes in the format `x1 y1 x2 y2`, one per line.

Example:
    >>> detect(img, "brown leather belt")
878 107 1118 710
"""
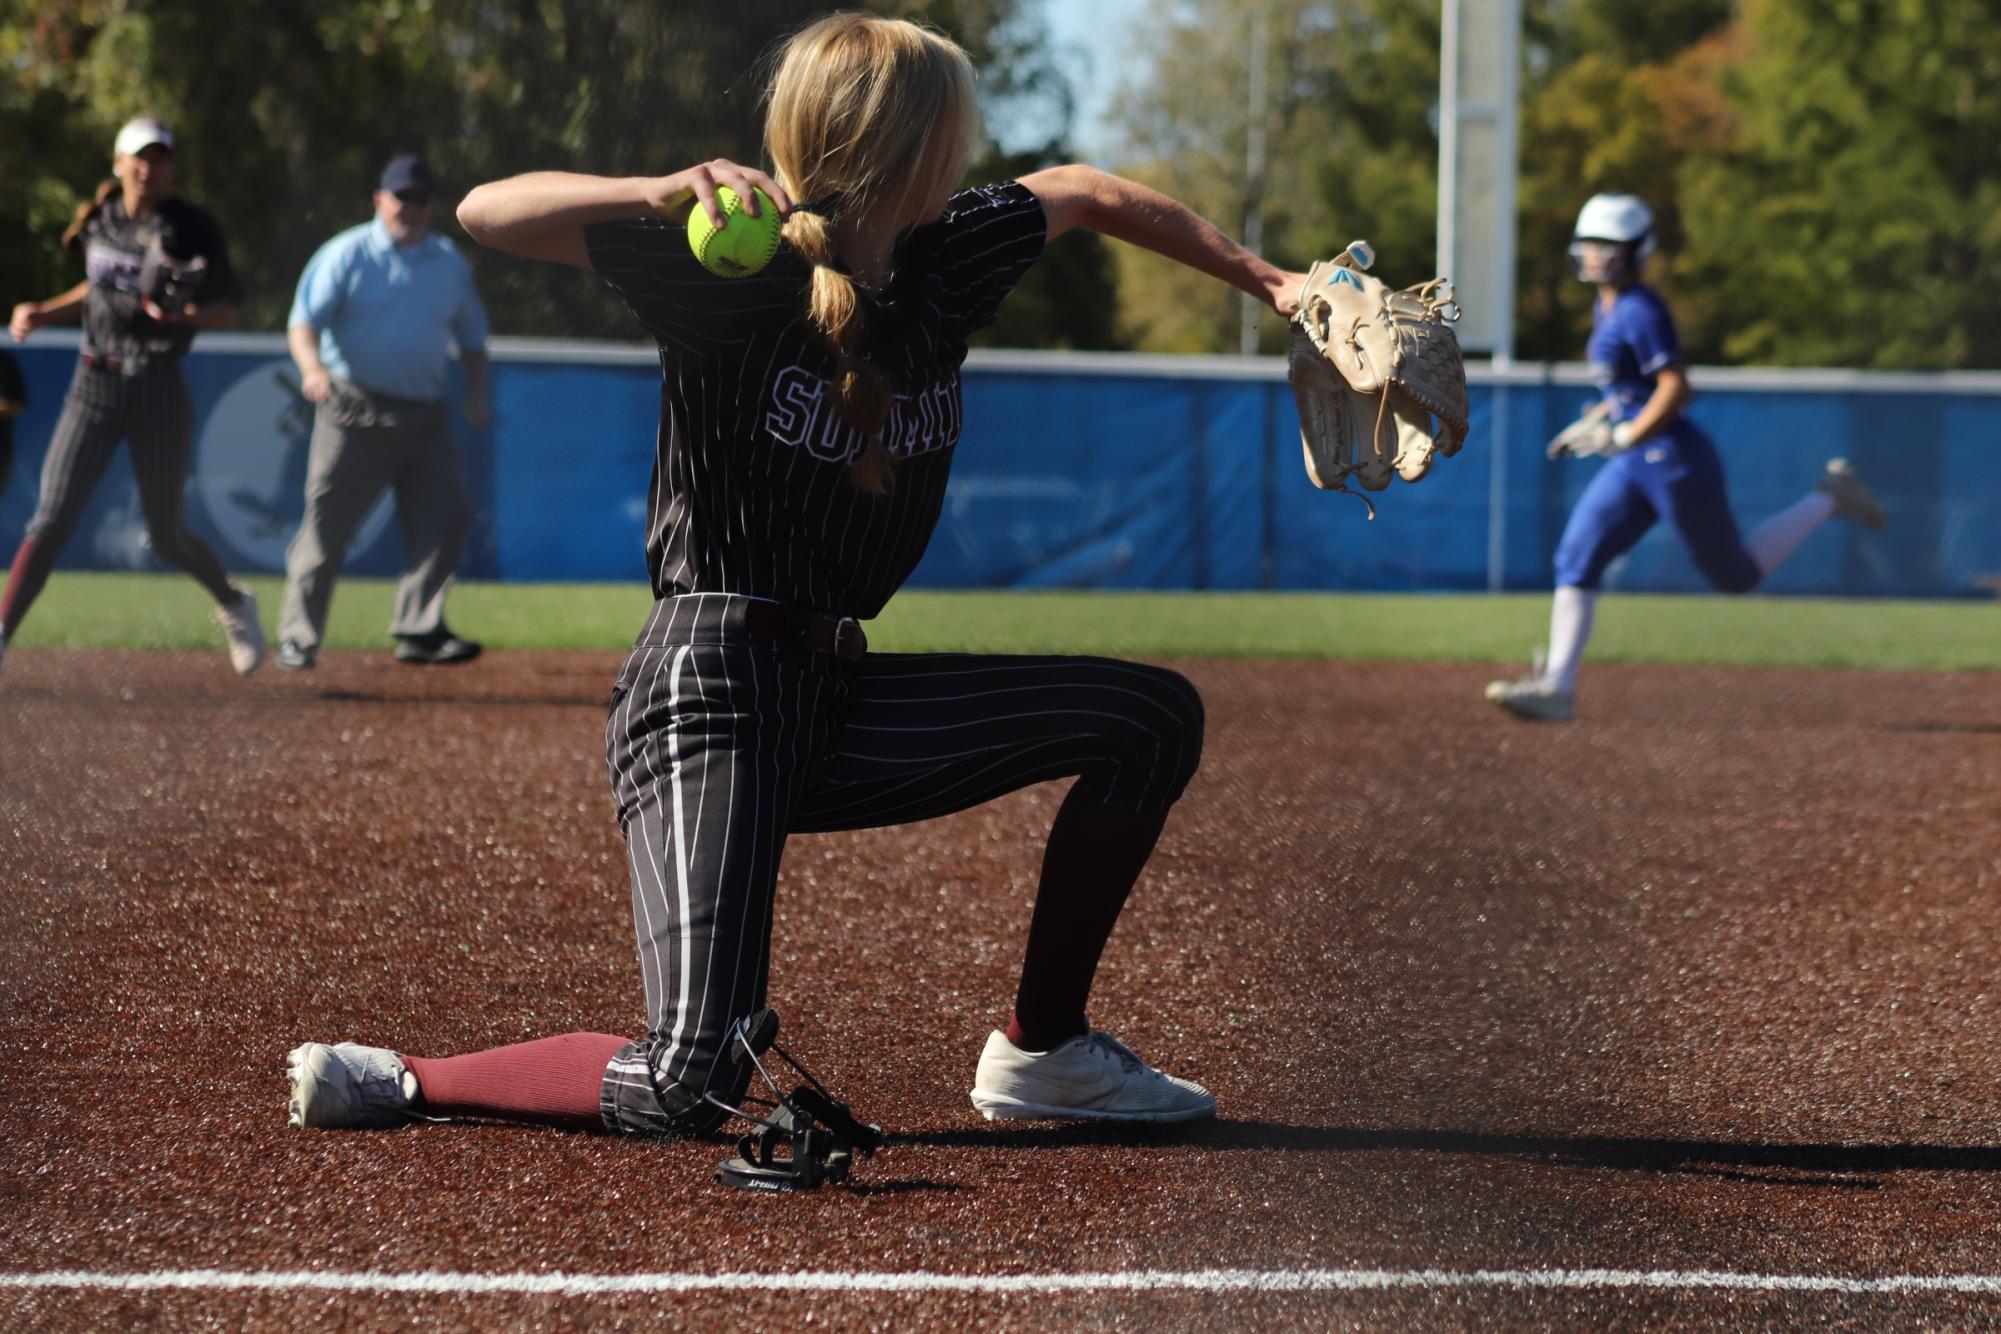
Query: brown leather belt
742 601 867 660
81 353 126 372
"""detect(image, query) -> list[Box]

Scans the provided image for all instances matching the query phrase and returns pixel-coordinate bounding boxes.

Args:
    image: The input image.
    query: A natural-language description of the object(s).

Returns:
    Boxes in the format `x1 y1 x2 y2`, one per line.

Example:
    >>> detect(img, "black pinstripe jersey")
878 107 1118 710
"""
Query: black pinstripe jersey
80 197 243 366
584 180 1046 618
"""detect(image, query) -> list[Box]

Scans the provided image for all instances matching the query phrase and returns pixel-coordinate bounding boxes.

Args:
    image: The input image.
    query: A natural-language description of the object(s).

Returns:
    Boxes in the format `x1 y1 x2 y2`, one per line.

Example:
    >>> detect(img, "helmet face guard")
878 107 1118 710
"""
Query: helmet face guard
1570 193 1656 282
1569 238 1639 284
705 1008 883 1191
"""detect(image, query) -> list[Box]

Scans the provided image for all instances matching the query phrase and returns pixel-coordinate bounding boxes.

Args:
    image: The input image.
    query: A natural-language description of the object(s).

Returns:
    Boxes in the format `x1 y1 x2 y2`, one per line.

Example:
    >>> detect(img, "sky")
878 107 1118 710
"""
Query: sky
1029 0 1149 162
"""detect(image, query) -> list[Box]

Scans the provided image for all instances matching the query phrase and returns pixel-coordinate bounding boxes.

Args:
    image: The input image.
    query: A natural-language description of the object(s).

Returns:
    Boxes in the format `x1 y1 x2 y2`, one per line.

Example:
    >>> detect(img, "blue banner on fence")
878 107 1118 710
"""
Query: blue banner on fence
1 335 1994 599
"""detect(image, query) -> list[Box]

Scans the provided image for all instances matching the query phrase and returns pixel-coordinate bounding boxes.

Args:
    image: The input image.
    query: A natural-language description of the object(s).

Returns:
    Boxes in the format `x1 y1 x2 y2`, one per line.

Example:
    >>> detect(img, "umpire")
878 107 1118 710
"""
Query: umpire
276 153 489 668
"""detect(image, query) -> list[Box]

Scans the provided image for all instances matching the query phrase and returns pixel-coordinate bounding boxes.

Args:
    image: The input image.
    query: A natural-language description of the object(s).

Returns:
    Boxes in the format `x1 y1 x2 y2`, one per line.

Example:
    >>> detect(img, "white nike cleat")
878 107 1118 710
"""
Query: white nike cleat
970 1029 1216 1123
214 586 266 675
286 1042 422 1129
1484 675 1575 723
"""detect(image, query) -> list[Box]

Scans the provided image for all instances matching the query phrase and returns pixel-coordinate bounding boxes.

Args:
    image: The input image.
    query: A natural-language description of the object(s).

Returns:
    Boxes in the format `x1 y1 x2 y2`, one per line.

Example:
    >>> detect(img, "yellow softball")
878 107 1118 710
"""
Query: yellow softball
686 186 782 278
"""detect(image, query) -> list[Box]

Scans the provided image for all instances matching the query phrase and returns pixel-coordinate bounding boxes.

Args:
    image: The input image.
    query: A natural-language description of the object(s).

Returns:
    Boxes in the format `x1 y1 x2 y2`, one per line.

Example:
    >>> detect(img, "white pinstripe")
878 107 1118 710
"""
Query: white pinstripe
658 644 698 1081
710 627 767 1092
622 838 662 1036
633 645 679 1030
599 598 1203 1134
669 615 742 1094
802 740 1087 828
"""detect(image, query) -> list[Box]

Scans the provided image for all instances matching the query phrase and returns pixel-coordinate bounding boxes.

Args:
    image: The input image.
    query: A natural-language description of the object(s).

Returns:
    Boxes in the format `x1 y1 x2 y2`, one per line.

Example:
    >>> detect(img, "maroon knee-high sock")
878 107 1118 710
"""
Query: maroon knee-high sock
1006 787 1169 1052
1 537 49 637
402 1032 631 1130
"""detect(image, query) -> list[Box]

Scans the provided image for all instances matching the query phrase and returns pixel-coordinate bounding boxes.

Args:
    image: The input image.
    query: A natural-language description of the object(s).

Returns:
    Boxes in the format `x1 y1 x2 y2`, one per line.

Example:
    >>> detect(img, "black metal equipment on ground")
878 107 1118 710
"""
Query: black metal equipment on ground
706 1008 883 1191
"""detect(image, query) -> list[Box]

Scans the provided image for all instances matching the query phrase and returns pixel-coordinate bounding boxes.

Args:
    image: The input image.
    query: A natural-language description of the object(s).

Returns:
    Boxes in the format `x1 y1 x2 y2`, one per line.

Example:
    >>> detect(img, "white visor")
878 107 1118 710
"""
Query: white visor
114 118 175 159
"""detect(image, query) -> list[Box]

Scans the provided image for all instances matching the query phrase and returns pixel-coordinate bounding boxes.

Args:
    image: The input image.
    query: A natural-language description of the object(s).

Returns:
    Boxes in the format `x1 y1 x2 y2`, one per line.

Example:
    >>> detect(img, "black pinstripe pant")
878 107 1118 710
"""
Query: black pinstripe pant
5 363 233 631
598 593 1205 1135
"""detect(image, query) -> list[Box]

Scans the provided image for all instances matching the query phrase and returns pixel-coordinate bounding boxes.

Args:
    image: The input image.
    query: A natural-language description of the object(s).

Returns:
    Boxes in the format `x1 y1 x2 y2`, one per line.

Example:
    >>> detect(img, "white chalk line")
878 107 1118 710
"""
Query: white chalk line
5 1267 2001 1298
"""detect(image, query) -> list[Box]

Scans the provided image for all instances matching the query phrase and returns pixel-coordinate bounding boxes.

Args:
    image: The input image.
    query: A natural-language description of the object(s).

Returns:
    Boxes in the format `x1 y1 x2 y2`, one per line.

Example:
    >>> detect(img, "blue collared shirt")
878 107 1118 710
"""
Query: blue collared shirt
288 217 488 402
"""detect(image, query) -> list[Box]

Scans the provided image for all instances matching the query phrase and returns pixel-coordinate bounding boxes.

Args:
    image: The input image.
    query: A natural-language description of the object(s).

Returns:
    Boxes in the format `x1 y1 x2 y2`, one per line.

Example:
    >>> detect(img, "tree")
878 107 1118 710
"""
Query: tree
1675 0 2001 368
1105 0 1494 355
1558 0 1734 65
1108 0 1356 354
0 1 1117 348
1095 0 2001 368
1515 13 1738 360
23 2 2000 367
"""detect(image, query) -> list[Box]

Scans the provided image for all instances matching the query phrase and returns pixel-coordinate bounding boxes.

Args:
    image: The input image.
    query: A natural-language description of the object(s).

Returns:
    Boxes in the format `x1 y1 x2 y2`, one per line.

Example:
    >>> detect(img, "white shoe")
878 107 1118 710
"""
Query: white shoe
970 1029 1216 1123
214 587 266 675
286 1042 421 1129
1484 675 1575 722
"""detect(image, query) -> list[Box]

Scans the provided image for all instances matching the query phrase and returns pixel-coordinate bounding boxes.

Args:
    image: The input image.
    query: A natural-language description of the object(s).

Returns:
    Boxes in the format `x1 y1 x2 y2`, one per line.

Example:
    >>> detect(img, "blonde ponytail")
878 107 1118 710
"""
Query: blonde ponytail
765 12 981 496
782 206 895 493
62 178 121 257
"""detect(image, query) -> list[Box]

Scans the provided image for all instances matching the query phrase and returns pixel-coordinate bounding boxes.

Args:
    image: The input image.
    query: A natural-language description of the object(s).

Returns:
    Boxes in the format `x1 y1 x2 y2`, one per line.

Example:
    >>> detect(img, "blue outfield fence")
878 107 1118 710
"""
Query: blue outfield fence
1 332 1995 598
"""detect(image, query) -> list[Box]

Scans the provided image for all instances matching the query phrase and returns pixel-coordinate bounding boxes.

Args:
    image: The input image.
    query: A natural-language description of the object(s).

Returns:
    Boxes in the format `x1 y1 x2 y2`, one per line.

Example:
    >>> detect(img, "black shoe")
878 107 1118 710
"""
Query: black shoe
274 639 316 670
394 629 483 665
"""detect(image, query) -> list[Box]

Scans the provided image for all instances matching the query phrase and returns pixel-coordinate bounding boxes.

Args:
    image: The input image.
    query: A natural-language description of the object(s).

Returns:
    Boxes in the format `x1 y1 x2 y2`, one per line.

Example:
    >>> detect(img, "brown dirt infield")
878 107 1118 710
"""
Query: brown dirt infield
2 647 1999 1330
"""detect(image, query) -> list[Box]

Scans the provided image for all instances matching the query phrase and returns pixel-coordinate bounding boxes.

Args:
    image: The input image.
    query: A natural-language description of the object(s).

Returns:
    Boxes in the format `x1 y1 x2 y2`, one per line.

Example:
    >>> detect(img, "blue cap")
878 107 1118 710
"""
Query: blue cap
379 154 435 194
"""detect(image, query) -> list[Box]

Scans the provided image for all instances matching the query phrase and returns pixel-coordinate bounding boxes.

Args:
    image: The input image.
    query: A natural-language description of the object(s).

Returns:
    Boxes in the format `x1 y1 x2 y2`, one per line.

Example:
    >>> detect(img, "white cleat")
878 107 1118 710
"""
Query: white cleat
1484 675 1575 723
214 586 266 675
970 1029 1216 1123
286 1042 421 1129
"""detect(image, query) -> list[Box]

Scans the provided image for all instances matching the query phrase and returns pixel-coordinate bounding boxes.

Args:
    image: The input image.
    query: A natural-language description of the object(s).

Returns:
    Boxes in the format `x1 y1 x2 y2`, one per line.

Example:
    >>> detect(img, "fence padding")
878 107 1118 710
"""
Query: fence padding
1 337 1991 598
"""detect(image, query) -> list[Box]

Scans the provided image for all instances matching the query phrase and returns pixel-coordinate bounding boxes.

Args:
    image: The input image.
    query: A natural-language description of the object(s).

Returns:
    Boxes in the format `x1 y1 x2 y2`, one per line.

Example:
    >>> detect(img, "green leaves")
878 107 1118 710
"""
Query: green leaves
7 2 1998 367
0 1 1097 343
1107 0 2001 368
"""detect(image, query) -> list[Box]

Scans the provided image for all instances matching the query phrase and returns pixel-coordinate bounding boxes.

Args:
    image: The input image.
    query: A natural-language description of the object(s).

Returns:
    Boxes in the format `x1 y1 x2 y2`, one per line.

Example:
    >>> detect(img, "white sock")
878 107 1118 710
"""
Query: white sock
1545 585 1596 695
1745 491 1835 576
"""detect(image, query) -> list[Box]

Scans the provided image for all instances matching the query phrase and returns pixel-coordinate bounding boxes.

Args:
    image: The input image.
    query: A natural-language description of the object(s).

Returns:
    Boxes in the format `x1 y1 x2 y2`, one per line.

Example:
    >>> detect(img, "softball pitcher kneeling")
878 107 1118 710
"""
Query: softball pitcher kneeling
286 13 1312 1139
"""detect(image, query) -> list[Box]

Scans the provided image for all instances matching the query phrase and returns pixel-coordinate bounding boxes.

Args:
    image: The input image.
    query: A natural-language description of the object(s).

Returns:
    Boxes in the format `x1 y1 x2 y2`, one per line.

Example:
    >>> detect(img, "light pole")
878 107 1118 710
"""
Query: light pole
1240 0 1271 356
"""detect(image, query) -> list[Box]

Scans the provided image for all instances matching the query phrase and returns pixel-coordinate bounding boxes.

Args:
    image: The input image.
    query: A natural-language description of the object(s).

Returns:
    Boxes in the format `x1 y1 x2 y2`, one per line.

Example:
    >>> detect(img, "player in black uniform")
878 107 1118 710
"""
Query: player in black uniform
0 347 23 504
285 14 1312 1138
1 117 263 676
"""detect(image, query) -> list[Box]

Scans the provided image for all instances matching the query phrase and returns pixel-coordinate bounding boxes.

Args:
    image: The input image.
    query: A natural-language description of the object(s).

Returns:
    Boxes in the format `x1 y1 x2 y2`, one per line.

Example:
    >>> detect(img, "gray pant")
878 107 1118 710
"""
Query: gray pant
5 363 237 635
277 381 471 651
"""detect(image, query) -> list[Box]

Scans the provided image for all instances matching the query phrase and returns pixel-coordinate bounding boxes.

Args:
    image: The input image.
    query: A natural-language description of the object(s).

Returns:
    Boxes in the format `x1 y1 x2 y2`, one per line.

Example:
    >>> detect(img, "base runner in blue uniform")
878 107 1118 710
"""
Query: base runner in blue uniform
283 14 1317 1144
1486 194 1887 723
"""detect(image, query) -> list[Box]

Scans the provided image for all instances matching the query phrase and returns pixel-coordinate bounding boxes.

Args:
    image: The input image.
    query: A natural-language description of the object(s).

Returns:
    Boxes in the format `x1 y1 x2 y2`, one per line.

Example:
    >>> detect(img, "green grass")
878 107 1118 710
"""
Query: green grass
6 573 1996 671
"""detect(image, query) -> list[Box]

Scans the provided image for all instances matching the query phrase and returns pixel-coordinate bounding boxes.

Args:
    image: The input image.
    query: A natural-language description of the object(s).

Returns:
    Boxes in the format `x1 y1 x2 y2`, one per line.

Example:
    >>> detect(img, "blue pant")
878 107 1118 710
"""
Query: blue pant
1552 424 1761 593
